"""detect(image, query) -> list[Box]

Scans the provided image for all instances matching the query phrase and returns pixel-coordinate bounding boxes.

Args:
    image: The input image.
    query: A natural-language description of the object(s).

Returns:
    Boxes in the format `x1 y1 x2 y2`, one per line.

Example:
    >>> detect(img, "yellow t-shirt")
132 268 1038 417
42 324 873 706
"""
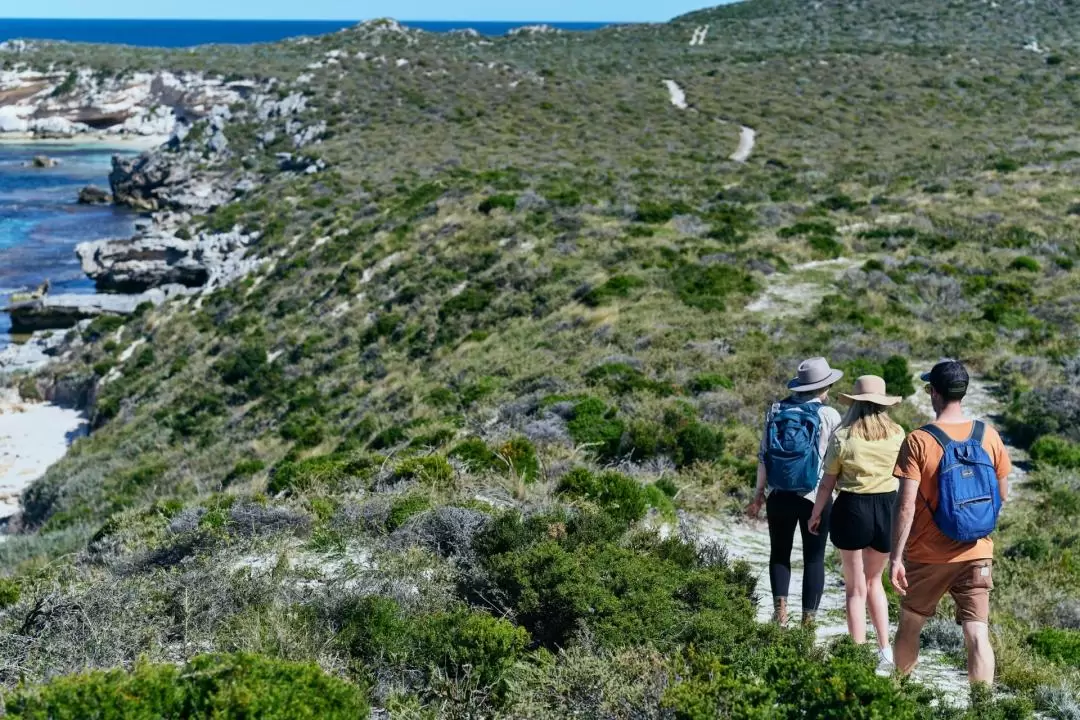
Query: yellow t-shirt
823 428 905 494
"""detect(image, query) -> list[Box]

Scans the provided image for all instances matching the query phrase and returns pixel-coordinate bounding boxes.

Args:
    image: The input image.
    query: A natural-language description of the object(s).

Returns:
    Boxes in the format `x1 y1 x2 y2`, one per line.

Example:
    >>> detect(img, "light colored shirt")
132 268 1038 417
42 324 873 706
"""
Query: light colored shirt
758 398 841 501
823 428 905 494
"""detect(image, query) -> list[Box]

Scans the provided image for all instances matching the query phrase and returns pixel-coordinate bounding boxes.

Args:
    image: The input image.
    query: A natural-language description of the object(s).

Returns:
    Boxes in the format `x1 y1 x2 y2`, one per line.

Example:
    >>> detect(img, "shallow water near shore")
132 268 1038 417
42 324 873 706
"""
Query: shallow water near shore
0 142 142 348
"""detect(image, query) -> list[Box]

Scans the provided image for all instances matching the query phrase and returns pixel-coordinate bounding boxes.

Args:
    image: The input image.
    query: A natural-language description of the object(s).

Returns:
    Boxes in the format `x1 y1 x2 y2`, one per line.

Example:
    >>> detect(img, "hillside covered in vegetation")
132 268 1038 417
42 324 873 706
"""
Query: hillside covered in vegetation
1 0 1080 715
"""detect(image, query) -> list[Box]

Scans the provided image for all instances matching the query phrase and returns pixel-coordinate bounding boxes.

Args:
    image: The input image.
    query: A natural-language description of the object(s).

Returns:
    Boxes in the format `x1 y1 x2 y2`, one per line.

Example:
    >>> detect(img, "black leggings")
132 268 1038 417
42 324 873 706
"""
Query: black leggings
766 490 832 612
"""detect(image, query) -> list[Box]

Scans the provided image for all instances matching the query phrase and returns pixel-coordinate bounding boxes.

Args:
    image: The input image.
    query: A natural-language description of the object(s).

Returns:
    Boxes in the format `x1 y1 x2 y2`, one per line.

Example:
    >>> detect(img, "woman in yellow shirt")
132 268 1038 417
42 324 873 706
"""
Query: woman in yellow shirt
809 375 905 665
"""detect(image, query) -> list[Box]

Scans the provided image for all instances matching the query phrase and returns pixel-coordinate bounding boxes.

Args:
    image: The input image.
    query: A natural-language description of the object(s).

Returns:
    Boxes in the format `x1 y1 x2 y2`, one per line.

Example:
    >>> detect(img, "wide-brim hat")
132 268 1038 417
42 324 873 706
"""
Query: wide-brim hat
787 357 844 392
840 375 902 406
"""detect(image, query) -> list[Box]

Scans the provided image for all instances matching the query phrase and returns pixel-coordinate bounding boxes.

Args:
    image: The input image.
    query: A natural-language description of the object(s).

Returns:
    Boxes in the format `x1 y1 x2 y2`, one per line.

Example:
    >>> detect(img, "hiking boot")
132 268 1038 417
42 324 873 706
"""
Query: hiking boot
801 610 816 628
772 597 789 626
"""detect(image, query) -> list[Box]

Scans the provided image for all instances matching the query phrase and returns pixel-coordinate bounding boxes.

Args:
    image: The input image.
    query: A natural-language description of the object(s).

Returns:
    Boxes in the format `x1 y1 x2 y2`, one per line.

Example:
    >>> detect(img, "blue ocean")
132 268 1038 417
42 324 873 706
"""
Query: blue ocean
0 19 611 47
0 144 140 345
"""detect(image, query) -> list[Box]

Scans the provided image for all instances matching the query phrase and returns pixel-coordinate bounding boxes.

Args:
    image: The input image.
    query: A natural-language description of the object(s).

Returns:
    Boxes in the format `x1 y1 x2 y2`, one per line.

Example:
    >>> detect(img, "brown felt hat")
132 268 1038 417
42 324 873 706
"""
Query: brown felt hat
840 375 902 407
787 357 844 392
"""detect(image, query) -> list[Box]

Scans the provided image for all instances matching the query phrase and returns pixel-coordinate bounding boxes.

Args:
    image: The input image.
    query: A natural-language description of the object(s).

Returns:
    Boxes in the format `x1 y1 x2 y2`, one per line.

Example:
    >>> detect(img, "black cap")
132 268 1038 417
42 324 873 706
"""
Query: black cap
921 360 969 400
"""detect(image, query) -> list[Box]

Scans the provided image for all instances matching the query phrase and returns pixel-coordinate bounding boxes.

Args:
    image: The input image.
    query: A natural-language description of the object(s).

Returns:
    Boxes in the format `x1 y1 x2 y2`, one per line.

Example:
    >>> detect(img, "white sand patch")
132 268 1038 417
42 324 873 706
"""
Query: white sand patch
0 389 87 519
731 126 756 162
663 80 688 110
746 259 858 318
689 25 710 46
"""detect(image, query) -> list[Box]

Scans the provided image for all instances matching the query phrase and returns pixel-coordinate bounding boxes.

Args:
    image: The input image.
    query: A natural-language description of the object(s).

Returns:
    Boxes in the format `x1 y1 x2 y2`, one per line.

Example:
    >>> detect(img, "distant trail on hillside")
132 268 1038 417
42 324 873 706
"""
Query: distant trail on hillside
663 79 689 110
731 125 756 162
689 25 709 46
662 80 756 162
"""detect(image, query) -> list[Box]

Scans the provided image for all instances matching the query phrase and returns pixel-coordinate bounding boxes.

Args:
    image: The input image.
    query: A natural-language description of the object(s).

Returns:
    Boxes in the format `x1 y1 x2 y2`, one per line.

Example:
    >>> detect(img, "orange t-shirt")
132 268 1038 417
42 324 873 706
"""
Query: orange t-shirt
893 421 1011 564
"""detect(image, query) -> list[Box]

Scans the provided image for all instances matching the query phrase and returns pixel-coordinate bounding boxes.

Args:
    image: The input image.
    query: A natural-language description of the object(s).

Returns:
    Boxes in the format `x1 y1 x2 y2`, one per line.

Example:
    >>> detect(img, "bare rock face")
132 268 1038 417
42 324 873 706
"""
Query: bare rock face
77 185 112 205
108 152 231 212
5 289 183 333
26 155 60 168
77 228 261 293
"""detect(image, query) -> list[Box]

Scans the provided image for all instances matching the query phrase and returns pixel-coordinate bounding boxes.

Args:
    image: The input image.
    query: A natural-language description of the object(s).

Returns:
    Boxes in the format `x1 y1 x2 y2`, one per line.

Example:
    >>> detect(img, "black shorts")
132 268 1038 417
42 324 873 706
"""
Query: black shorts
829 490 896 554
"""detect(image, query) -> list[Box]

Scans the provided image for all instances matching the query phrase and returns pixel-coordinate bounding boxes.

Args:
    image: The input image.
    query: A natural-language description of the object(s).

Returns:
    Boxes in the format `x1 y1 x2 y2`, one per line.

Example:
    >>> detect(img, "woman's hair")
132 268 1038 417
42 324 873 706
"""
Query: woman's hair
841 400 903 441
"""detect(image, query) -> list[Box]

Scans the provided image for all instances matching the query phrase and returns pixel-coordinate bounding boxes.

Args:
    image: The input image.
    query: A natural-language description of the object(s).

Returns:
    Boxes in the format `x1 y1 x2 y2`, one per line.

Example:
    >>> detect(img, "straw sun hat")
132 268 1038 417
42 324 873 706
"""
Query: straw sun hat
839 375 902 406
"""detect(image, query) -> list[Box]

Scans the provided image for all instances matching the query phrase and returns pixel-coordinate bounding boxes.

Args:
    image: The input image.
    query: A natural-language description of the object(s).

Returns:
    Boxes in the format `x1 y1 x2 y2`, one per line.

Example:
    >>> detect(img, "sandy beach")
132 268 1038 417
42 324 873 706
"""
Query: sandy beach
0 388 87 519
0 133 168 151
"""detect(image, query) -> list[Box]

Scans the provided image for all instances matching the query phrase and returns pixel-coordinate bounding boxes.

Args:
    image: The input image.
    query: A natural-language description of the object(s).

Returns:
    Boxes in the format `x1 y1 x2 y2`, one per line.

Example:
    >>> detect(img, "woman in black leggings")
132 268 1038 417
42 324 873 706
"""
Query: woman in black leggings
746 357 842 626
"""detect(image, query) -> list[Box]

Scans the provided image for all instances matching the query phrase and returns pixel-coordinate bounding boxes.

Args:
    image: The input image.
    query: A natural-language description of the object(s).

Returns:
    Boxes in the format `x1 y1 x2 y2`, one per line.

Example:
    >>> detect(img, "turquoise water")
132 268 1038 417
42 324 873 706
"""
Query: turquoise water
0 143 140 345
0 19 613 47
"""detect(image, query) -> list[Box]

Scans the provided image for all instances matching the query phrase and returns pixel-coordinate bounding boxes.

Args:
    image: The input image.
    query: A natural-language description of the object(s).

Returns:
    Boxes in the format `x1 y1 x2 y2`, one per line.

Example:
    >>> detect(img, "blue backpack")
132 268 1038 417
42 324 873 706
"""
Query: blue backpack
765 401 822 493
922 422 1002 543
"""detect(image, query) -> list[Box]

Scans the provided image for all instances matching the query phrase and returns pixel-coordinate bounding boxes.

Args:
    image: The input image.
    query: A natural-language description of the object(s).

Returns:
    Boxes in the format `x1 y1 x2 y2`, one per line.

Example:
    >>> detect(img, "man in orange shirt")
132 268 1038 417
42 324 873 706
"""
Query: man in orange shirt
890 361 1011 685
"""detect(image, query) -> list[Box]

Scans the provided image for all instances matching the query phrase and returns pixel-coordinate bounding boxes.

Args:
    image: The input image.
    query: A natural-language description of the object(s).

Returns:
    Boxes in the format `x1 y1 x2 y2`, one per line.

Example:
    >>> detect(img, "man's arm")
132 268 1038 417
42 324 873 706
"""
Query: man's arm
889 477 919 595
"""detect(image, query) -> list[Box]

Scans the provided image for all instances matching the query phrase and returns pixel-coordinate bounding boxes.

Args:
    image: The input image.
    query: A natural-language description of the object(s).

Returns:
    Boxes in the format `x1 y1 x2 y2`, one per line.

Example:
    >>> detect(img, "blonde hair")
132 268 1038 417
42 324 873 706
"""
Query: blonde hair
841 400 903 441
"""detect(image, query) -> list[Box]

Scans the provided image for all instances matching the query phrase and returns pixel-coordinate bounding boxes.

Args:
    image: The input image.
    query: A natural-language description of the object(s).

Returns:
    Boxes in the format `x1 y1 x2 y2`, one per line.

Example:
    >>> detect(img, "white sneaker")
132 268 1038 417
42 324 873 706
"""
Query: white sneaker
877 647 895 671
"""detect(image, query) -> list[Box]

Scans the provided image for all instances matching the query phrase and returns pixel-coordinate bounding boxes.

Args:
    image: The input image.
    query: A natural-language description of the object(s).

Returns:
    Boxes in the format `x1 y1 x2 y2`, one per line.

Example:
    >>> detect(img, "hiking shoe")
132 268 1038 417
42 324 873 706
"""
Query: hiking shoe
877 647 895 672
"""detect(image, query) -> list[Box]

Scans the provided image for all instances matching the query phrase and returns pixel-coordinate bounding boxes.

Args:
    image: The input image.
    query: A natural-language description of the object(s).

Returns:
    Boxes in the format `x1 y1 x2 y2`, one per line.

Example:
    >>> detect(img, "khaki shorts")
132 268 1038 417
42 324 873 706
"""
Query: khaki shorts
902 559 993 625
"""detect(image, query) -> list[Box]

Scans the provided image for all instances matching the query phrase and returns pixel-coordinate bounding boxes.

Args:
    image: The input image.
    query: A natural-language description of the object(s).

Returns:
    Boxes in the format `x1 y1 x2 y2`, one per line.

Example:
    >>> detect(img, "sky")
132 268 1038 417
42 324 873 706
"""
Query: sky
3 1 717 22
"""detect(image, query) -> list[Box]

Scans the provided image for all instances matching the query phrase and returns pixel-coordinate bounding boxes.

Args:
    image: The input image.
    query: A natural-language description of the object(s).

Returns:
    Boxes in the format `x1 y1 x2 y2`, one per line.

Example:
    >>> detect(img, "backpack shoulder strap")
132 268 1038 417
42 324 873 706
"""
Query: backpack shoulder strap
920 423 953 451
969 420 986 444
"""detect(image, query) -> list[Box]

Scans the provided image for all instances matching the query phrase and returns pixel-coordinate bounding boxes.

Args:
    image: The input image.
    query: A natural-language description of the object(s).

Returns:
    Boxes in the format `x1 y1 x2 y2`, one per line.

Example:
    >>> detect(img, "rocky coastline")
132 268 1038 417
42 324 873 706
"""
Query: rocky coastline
0 68 326 375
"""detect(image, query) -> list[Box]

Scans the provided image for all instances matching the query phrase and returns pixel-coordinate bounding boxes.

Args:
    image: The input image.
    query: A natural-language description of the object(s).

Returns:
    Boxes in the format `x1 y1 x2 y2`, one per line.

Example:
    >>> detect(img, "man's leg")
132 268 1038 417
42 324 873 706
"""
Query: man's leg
894 608 927 675
962 621 995 685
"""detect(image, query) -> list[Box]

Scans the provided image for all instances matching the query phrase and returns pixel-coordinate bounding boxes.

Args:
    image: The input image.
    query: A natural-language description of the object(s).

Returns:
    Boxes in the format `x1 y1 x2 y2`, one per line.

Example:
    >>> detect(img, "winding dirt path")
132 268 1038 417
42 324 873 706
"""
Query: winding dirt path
746 258 858 318
663 80 688 110
731 125 757 163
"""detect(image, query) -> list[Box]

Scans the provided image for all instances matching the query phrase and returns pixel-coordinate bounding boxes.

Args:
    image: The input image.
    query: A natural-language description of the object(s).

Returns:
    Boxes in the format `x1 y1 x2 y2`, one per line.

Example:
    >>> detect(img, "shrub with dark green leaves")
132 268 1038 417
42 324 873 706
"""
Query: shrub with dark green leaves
335 596 528 694
672 265 759 312
478 194 517 214
387 494 433 531
3 653 369 719
1030 436 1080 469
269 453 374 495
394 456 454 486
449 437 500 471
1027 628 1080 665
472 511 756 650
566 398 626 460
496 437 540 482
584 363 672 395
556 468 647 525
580 275 647 306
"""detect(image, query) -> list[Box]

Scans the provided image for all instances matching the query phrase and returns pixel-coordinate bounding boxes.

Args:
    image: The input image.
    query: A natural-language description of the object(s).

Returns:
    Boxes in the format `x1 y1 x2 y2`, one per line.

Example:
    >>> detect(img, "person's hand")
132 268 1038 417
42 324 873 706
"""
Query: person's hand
808 511 821 535
890 559 908 597
745 495 764 519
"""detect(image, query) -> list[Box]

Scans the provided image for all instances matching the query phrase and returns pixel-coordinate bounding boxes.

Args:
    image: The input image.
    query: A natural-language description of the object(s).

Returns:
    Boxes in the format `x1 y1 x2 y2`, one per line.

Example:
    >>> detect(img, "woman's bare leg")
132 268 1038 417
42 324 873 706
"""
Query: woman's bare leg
841 549 867 643
862 549 891 650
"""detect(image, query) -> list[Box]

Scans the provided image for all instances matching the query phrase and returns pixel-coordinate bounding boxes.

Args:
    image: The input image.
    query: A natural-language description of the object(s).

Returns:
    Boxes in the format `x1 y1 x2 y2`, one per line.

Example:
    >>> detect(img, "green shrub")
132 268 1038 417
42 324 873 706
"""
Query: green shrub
1009 256 1040 272
3 653 368 719
394 456 454 486
1027 628 1080 665
387 494 433 531
337 597 527 694
566 398 626 460
225 459 265 486
496 437 540 482
584 363 672 395
556 468 647 525
478 194 517 214
474 512 756 650
51 71 77 97
83 314 125 342
0 577 20 610
216 341 278 399
580 275 647 306
369 426 408 450
636 201 691 224
449 437 499 471
672 265 758 312
688 374 733 393
808 233 844 258
1030 436 1080 469
818 194 862 211
269 453 373 495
